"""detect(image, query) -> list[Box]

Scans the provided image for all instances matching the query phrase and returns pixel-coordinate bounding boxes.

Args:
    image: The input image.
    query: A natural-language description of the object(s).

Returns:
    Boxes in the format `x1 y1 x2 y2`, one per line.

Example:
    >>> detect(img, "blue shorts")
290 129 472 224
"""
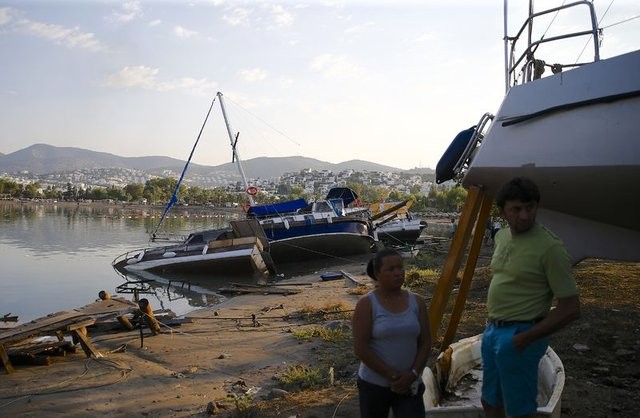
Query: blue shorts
481 322 549 417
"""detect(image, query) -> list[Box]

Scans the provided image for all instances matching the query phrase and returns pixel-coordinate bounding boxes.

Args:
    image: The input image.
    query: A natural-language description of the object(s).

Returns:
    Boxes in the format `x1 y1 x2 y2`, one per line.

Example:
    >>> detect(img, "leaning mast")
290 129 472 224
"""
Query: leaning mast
217 91 255 205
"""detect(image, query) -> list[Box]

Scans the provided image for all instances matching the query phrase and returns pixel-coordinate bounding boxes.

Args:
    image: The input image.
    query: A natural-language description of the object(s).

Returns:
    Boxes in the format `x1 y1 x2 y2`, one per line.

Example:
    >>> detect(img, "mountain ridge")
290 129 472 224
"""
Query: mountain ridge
0 144 434 179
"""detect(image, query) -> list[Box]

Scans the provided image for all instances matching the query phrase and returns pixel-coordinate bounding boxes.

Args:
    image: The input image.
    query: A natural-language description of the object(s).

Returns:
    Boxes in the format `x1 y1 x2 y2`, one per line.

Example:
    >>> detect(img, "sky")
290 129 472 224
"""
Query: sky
1 1 638 170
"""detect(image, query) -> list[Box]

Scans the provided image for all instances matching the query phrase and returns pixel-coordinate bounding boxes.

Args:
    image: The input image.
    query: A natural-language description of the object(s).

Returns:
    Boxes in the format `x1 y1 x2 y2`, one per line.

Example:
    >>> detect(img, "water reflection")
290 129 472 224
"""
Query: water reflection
0 202 240 324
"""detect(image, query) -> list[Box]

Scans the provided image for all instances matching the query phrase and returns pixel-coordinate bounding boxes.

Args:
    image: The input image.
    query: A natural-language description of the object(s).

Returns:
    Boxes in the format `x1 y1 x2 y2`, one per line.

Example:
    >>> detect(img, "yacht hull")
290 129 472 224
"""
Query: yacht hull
462 50 640 263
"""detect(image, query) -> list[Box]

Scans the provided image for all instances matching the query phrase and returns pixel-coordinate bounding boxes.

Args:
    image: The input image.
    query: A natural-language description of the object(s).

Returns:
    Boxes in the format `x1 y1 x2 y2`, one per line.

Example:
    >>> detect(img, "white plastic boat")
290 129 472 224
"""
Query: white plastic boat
422 334 565 418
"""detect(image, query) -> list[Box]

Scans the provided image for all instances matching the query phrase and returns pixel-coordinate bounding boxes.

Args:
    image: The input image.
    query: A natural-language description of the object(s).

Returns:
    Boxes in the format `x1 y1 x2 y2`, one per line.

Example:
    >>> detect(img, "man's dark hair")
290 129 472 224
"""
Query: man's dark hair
495 177 540 208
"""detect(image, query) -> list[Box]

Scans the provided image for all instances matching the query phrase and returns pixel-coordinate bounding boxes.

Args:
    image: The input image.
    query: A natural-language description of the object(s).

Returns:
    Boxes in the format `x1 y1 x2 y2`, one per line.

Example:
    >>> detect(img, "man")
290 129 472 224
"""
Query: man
481 177 580 418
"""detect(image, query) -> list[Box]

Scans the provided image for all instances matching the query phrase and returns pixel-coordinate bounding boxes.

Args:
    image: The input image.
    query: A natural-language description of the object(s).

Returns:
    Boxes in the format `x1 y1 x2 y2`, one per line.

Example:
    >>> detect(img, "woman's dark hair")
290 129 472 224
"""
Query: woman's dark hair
495 177 540 209
366 248 402 280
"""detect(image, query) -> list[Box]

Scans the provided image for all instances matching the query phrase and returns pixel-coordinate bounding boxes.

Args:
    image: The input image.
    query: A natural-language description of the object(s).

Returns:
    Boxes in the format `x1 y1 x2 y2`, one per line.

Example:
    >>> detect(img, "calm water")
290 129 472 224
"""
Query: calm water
0 202 244 325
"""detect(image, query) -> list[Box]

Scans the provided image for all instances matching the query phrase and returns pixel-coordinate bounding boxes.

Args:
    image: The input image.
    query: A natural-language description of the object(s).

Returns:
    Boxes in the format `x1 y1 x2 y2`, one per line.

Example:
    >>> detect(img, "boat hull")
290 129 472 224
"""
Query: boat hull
376 219 426 246
113 238 273 277
423 334 564 417
261 218 375 262
462 49 640 263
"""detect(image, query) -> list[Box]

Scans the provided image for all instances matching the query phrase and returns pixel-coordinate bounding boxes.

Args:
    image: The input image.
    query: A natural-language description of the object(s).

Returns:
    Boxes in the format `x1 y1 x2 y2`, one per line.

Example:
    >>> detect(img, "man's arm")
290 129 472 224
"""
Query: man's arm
512 295 580 351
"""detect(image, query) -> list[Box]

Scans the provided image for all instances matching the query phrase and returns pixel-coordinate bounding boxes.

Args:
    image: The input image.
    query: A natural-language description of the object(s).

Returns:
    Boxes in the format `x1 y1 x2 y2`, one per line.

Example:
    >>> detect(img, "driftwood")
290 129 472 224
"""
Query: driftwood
218 287 300 296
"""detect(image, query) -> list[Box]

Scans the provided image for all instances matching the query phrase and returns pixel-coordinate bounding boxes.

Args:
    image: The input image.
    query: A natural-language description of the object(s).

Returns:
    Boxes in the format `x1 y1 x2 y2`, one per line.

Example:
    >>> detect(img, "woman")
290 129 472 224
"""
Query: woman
352 248 431 417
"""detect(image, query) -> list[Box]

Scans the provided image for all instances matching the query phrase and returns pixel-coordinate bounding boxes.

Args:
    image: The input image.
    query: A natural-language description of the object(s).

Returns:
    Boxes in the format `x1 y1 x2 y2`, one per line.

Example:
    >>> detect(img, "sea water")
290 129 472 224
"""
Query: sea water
0 202 239 325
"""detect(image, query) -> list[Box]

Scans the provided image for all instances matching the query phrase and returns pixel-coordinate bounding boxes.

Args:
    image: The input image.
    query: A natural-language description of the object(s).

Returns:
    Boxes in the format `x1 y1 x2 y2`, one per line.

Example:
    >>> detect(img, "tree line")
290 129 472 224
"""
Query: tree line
0 177 467 213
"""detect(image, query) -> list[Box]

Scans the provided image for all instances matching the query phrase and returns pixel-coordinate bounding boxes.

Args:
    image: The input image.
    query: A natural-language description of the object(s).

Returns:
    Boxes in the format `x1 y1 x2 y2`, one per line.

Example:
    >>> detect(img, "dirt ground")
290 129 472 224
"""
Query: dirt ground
1 246 638 418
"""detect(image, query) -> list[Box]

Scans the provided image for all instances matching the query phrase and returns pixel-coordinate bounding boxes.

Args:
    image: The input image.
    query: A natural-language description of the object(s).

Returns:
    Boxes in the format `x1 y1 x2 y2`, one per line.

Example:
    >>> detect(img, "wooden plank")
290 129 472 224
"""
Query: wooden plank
0 298 137 347
218 287 300 295
0 344 15 374
428 186 484 342
71 328 101 358
441 193 493 348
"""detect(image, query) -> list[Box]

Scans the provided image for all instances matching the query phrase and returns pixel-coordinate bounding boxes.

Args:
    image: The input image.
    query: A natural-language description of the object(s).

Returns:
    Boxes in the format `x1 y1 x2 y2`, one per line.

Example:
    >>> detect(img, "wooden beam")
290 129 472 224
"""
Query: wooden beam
71 328 101 358
441 193 493 348
0 344 15 374
427 186 484 343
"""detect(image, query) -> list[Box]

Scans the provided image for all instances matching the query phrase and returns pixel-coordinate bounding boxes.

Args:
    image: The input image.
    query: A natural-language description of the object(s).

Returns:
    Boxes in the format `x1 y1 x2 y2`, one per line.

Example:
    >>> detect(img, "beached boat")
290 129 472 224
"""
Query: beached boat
214 93 376 263
369 200 427 246
112 219 276 278
422 334 564 418
247 186 376 262
436 1 640 264
120 92 376 275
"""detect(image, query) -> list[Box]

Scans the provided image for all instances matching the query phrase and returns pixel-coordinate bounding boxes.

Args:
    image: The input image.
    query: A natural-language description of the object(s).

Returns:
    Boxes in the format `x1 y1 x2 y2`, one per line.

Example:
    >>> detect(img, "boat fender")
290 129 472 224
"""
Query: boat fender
202 244 209 255
435 126 476 184
284 219 290 230
163 251 177 258
135 250 145 262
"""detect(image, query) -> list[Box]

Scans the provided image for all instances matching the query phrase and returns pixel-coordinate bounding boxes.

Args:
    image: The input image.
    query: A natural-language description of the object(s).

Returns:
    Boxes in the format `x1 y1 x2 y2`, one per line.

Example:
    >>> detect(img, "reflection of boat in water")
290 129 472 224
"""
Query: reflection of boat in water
112 219 275 278
423 334 564 418
437 1 640 264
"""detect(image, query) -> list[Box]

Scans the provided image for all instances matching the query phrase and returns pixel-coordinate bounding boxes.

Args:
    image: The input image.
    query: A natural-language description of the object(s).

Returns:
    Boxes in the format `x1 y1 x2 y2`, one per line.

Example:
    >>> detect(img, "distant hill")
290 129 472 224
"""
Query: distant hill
0 144 433 179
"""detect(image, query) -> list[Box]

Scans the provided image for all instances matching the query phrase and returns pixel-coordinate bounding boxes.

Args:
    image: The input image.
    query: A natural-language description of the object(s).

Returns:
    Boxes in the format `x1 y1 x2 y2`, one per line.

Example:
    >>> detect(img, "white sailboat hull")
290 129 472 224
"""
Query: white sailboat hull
462 50 640 263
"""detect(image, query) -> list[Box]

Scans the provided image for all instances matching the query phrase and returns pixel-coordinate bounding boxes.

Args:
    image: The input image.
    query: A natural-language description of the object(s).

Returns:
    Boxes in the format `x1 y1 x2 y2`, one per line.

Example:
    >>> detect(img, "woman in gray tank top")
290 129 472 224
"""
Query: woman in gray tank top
352 248 431 417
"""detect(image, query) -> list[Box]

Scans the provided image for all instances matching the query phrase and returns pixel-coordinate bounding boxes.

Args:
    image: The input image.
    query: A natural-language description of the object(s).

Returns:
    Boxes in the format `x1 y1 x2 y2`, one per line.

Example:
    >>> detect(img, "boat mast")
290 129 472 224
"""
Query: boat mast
503 0 509 92
216 91 255 205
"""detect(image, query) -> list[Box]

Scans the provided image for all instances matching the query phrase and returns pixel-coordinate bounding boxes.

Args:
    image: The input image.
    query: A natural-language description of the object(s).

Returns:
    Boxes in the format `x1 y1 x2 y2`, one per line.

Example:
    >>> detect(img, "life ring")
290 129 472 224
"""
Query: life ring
246 186 259 196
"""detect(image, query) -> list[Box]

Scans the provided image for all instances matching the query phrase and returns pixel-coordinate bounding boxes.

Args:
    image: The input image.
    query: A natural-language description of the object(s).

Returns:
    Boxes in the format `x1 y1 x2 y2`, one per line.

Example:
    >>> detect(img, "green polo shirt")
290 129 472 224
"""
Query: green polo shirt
487 223 578 321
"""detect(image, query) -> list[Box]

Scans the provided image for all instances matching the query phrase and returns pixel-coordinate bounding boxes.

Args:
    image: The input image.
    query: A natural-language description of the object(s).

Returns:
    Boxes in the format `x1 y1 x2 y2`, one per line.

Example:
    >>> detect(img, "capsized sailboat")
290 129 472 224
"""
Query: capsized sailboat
112 219 276 278
215 93 377 264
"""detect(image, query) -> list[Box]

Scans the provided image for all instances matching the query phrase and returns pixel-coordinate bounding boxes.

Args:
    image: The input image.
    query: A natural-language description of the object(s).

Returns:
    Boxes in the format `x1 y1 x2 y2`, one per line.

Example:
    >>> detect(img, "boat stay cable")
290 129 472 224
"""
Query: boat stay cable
150 96 218 241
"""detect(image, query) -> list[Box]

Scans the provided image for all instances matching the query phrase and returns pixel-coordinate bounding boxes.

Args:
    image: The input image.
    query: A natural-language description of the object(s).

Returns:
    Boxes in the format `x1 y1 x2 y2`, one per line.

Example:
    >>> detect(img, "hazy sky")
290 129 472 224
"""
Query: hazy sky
1 1 638 170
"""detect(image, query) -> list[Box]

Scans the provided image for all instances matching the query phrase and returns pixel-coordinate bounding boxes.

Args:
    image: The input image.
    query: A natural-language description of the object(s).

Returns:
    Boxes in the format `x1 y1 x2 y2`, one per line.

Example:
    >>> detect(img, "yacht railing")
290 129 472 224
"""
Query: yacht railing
505 1 600 91
452 112 494 181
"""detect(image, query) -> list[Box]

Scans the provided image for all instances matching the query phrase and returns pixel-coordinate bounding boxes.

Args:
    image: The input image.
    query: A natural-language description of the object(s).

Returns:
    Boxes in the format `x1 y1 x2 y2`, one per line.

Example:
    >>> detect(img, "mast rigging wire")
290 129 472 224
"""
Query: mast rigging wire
150 96 218 240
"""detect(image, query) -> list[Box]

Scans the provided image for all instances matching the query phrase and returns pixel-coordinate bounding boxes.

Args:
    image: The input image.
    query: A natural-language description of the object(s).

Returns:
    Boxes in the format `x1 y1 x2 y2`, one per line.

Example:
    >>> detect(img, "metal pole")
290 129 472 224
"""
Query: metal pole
216 92 255 205
504 0 510 92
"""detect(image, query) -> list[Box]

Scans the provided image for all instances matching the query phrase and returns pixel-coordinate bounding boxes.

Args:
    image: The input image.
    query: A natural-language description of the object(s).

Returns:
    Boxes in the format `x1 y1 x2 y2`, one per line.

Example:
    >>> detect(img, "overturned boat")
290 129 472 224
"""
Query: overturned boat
112 219 275 278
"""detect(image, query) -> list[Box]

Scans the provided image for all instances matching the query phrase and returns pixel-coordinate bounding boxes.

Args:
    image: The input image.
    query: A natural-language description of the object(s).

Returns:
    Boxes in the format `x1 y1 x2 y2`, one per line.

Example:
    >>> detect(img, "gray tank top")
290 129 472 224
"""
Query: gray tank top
358 290 421 387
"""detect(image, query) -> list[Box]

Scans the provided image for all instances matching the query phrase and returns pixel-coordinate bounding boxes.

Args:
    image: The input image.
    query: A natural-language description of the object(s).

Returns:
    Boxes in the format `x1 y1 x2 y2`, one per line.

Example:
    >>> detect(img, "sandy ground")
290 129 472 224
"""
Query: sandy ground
0 264 369 417
2 250 639 418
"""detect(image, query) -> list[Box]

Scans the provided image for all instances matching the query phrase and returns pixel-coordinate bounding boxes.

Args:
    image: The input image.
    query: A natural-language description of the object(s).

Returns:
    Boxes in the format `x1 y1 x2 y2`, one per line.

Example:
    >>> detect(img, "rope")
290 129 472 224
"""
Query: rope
150 96 218 240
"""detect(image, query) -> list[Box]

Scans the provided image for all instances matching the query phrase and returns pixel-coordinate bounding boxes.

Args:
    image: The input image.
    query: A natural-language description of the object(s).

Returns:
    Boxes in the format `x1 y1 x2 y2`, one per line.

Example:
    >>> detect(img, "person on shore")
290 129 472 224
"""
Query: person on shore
352 248 431 418
449 218 457 238
481 177 580 418
491 219 501 243
485 216 494 245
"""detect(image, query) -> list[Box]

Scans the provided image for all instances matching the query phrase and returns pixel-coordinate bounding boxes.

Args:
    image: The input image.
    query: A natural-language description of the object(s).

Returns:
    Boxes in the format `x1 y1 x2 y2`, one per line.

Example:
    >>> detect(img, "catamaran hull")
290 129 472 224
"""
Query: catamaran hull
462 50 640 263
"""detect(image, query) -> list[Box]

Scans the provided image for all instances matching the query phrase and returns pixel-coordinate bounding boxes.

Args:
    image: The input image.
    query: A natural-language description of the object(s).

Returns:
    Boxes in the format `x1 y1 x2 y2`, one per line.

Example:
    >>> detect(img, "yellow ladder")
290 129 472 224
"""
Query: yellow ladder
427 186 493 349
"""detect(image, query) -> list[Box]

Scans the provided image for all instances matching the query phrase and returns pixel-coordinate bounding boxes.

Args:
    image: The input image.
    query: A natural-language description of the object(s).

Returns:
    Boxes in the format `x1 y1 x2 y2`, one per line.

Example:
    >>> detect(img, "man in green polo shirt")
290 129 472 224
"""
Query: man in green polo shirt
481 177 581 418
